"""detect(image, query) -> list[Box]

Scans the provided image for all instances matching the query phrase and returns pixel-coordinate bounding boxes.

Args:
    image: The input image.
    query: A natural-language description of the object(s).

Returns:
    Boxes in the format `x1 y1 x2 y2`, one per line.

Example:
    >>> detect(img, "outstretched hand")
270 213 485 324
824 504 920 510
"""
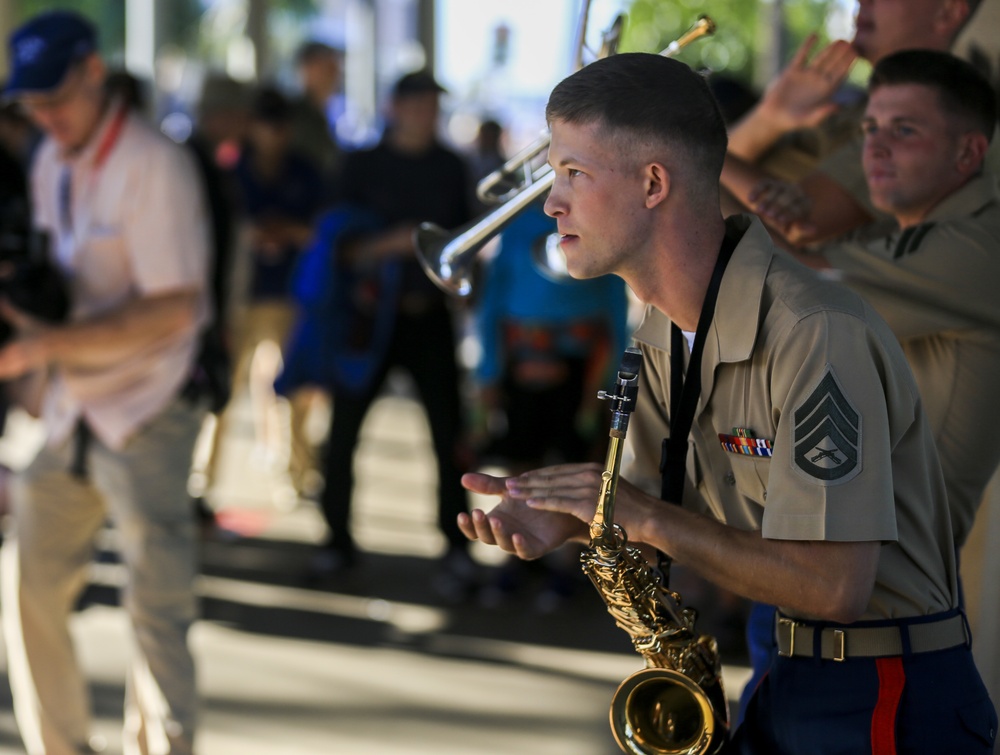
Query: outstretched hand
508 463 658 543
459 470 590 560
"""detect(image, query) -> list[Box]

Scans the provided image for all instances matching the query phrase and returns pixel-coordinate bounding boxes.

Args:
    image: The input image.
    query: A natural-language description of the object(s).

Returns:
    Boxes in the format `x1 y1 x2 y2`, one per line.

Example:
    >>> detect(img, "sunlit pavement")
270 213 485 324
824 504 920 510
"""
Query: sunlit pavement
0 383 751 754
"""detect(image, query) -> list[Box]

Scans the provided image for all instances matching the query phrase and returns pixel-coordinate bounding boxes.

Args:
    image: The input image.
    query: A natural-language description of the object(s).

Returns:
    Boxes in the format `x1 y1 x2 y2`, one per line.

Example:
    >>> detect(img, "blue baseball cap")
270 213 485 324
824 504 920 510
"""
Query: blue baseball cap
4 10 97 97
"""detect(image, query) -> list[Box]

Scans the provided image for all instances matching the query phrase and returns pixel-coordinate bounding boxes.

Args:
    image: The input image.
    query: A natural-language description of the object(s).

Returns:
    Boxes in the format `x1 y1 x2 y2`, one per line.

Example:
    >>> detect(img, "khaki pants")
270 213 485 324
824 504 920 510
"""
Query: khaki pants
1 400 202 755
197 300 321 498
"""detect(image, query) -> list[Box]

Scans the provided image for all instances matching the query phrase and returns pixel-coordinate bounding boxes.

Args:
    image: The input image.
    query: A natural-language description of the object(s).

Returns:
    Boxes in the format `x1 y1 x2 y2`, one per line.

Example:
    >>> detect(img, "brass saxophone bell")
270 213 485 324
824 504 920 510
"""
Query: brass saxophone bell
611 668 723 755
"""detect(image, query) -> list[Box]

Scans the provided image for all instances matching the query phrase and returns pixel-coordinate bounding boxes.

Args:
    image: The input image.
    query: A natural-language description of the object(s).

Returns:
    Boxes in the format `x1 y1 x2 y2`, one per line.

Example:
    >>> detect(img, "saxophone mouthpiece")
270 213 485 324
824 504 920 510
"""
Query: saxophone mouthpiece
619 346 642 380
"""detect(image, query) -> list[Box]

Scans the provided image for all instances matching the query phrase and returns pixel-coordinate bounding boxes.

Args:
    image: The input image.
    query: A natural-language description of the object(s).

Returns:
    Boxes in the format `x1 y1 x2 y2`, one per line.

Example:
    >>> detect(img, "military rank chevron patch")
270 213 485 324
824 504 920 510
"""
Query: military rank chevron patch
792 368 861 483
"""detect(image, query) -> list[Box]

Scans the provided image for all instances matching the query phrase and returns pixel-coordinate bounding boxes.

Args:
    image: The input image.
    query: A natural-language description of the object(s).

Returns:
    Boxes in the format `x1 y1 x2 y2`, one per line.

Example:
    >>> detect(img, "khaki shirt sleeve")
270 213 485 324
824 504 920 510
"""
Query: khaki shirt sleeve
761 308 900 543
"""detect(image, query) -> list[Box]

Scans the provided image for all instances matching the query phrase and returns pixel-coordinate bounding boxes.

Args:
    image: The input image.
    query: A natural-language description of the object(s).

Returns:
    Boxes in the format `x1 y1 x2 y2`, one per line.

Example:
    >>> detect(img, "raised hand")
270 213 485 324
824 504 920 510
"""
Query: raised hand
757 34 858 132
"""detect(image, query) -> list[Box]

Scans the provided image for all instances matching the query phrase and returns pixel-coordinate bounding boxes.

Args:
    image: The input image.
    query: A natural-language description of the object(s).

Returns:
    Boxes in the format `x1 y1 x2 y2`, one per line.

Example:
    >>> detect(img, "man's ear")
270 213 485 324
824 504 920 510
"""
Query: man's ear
645 162 670 209
956 131 989 177
83 53 107 90
935 0 973 41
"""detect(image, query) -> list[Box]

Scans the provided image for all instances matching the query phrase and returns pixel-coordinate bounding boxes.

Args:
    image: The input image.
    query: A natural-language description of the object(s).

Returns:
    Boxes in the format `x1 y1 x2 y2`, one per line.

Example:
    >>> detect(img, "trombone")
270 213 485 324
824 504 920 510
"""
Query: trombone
476 14 713 207
416 14 715 297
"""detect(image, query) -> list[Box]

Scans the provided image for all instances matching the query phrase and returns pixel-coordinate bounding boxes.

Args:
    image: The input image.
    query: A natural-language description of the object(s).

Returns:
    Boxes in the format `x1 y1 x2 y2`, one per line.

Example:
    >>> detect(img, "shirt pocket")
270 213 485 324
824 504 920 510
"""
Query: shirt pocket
729 454 770 505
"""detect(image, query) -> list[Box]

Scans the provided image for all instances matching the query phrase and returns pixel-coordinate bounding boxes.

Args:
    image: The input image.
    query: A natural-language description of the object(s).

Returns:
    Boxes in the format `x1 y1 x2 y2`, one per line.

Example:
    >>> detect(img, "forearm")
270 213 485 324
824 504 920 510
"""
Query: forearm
782 173 874 247
43 289 200 369
726 104 791 163
720 154 769 213
637 499 877 622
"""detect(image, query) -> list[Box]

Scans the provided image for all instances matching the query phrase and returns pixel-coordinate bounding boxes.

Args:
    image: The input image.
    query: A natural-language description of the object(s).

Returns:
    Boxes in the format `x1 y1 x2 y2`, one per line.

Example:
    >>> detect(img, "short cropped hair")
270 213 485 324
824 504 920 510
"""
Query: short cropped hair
869 50 997 142
545 53 728 185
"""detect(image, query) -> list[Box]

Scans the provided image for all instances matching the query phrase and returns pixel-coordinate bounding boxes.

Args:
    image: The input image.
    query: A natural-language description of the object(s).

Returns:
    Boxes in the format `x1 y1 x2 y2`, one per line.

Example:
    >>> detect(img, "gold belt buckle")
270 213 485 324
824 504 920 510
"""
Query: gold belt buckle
832 629 846 662
778 617 799 657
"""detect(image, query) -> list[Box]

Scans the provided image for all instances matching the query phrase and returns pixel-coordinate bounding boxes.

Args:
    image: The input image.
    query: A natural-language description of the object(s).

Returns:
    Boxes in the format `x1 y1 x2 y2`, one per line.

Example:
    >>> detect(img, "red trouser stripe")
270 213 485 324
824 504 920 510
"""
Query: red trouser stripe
871 656 906 754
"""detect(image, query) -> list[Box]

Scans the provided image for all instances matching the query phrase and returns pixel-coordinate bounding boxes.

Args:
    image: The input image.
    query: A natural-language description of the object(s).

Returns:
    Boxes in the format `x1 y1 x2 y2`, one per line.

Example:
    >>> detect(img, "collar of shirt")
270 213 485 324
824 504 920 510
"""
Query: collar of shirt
57 95 128 170
634 214 770 368
920 172 999 225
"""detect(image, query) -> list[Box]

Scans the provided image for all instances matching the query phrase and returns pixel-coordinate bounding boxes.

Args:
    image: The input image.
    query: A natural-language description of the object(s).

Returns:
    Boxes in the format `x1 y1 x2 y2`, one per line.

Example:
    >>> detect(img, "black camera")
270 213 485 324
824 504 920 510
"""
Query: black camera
0 198 71 346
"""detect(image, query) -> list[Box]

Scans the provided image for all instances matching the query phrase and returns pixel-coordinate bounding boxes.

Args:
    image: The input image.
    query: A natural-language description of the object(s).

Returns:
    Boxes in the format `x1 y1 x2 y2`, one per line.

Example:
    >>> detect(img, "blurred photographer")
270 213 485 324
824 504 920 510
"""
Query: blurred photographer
0 10 210 755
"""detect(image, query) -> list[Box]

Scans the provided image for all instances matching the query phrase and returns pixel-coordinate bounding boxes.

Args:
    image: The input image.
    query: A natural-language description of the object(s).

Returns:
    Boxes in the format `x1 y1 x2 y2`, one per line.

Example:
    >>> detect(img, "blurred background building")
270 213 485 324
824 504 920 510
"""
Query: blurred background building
0 0 995 161
5 0 996 163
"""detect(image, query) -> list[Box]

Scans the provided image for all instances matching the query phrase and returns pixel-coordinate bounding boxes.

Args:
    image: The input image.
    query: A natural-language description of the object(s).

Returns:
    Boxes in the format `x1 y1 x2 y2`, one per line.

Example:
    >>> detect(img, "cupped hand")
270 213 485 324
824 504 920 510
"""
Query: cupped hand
510 463 660 545
459 471 588 560
505 463 606 523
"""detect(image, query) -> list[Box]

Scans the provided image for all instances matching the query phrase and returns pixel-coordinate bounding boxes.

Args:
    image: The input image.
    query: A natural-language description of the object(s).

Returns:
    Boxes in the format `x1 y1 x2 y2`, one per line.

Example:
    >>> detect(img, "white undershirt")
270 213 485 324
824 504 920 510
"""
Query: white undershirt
682 330 696 353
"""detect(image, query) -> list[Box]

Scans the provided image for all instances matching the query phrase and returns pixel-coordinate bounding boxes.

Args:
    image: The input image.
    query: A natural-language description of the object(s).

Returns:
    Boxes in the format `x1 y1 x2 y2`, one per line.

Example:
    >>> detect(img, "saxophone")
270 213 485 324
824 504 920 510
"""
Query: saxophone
581 347 729 755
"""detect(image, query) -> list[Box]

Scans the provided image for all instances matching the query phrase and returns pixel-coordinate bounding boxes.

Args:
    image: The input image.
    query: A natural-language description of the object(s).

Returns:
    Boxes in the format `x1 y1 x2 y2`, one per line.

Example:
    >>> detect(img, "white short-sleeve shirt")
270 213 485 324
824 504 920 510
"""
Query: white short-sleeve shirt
30 101 210 450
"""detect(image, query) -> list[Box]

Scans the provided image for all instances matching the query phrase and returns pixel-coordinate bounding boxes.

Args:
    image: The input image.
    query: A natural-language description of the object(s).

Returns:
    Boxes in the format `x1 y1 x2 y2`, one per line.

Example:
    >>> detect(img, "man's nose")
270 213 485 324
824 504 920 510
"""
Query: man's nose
543 186 563 218
864 131 890 158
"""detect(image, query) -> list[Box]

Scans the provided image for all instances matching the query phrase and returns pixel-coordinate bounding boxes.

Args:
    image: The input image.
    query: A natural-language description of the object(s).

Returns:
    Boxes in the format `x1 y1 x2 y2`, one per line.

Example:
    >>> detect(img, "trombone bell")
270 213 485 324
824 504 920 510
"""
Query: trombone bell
415 170 556 297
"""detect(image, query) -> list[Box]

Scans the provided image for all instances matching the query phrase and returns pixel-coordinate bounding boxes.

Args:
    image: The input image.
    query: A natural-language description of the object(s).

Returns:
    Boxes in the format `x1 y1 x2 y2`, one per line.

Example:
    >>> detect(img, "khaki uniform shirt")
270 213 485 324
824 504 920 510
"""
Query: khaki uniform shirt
625 215 958 621
820 174 1000 547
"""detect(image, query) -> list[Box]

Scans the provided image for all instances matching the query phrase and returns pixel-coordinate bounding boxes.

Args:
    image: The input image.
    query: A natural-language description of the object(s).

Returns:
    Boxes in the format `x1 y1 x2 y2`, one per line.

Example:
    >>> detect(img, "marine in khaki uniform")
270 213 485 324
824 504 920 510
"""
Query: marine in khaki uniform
741 48 999 720
456 52 997 753
820 172 1000 547
721 0 986 247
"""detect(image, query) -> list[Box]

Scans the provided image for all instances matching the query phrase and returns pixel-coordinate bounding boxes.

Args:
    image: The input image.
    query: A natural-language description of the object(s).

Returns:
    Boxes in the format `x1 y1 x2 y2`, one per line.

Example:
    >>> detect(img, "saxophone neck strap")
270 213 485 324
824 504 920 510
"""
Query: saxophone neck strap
659 229 738 506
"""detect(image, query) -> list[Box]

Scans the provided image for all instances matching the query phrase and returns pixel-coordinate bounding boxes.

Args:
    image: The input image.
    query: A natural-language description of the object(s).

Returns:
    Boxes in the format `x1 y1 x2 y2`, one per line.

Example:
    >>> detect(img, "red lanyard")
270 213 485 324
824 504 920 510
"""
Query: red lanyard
59 103 129 237
92 102 128 171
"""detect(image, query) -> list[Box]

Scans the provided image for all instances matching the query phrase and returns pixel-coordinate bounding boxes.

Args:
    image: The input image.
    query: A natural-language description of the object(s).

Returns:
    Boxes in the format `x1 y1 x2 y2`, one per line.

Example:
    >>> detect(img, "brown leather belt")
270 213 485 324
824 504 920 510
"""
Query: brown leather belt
775 613 968 662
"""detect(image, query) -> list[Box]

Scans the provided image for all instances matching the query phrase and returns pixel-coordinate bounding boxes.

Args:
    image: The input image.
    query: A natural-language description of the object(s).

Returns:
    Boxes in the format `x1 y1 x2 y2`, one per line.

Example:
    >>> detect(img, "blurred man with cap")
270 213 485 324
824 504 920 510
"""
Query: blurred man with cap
308 68 478 600
0 9 210 754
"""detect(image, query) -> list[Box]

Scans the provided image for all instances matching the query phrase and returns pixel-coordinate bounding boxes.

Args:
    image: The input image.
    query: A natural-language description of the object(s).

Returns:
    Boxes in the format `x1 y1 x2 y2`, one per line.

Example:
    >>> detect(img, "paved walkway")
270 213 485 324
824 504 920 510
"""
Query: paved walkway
0 384 751 754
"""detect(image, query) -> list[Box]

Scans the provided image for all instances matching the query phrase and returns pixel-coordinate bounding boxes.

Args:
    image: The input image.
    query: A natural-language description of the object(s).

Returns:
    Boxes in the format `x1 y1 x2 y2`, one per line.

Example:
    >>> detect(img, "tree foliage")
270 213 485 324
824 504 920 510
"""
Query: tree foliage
620 0 840 88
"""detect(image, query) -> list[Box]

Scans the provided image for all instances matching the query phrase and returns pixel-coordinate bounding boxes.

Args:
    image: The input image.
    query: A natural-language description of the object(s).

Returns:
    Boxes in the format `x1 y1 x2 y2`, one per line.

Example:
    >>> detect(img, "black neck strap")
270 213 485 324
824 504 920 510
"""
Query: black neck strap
659 230 738 504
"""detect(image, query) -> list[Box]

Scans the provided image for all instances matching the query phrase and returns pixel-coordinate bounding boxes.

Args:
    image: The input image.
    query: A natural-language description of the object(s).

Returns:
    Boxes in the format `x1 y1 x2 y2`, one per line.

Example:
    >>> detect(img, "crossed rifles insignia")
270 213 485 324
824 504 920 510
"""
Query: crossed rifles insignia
792 369 861 482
